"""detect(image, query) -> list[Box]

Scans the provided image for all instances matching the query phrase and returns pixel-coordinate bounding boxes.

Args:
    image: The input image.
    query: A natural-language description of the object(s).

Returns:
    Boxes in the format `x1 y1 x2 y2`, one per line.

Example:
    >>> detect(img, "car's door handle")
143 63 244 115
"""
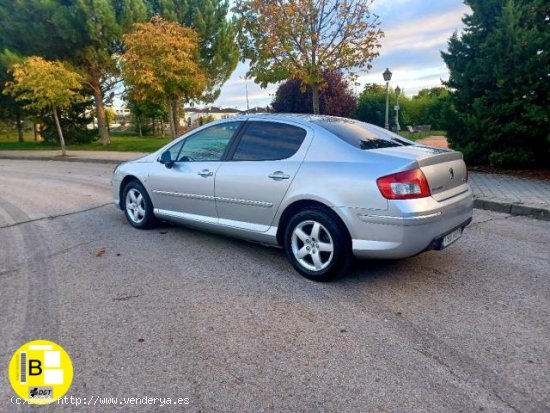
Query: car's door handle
268 171 290 180
198 169 213 177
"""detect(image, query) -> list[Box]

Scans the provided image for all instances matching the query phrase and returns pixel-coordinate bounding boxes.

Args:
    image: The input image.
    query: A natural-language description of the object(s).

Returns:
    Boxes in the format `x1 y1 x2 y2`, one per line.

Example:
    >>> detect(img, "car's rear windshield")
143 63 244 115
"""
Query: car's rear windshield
312 118 413 150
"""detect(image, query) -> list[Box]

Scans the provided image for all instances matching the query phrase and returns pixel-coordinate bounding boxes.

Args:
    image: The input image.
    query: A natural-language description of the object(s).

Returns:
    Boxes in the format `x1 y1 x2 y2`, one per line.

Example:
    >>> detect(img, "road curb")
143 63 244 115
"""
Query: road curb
473 198 550 221
0 155 124 165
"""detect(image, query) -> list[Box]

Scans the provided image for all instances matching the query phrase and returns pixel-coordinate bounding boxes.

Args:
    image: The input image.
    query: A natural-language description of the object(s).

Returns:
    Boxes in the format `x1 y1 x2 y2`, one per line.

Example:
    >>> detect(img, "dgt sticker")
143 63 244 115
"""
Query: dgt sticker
8 339 73 404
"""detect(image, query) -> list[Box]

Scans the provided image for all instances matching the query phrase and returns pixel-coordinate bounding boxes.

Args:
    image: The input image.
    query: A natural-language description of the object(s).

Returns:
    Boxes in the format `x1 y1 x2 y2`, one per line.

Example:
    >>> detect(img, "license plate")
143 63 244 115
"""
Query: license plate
442 228 462 248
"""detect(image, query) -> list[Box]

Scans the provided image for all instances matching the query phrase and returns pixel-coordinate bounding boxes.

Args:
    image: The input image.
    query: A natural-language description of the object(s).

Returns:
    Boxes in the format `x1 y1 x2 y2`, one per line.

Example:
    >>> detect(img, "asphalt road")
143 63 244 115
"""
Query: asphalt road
0 159 548 412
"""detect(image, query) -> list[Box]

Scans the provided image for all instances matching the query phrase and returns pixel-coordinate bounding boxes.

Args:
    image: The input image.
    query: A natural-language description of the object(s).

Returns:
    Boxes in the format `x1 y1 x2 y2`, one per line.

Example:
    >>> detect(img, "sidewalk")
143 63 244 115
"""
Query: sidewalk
0 150 147 164
1 147 549 220
469 172 550 220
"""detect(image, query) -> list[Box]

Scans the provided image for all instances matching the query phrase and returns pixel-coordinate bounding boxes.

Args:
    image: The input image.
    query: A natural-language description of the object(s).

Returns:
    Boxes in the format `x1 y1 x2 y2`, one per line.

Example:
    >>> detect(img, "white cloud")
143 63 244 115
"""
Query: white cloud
380 7 468 52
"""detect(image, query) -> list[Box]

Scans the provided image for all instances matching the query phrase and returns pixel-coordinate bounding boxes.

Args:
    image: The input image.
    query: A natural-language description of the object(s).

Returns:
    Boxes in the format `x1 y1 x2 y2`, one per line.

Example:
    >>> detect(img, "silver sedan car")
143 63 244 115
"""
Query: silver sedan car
112 114 473 281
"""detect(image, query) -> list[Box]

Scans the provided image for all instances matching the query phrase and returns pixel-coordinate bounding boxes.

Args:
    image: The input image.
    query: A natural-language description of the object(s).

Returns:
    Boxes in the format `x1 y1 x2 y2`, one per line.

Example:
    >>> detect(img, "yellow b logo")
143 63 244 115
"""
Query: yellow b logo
8 339 73 405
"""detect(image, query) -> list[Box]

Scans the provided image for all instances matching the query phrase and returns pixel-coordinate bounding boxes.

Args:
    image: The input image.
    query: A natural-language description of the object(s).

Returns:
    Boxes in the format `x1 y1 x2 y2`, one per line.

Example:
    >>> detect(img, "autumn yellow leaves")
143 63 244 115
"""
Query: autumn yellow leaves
122 17 207 140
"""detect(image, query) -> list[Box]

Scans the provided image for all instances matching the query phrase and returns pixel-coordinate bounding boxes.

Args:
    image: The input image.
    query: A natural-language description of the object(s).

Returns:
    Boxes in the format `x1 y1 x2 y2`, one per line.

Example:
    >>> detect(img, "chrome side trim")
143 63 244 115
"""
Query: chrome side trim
153 190 272 208
216 197 273 208
153 190 215 202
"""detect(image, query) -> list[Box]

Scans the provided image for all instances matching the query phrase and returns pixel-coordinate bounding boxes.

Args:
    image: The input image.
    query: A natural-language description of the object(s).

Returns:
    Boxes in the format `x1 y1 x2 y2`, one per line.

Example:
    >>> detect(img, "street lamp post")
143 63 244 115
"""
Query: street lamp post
395 85 401 132
383 68 392 130
240 75 250 113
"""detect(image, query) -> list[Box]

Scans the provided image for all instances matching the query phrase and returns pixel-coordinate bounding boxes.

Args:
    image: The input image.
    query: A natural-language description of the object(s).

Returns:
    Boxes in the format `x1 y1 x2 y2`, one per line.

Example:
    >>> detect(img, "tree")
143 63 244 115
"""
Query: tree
122 16 207 139
355 85 458 132
145 0 240 102
442 0 549 167
64 0 148 146
105 107 117 132
0 50 25 142
4 57 83 156
0 0 148 146
125 92 168 136
272 70 356 116
234 0 382 114
354 84 388 127
408 88 455 131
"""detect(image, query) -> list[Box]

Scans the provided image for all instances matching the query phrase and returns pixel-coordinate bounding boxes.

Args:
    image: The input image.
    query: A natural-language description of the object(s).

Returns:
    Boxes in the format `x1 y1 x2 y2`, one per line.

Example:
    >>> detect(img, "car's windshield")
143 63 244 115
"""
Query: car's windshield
312 118 414 150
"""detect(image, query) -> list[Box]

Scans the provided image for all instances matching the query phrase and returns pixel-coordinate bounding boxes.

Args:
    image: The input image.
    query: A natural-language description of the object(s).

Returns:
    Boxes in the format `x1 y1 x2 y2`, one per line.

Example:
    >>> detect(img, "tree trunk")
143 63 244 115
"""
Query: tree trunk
33 121 43 142
137 116 142 137
171 96 180 139
91 81 110 145
311 84 320 115
51 104 67 157
167 99 177 140
16 108 24 142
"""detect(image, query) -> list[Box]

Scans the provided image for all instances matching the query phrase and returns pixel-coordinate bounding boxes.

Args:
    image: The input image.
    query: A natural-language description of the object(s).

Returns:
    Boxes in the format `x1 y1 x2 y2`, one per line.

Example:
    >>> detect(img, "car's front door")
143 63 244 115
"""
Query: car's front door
214 120 310 232
148 121 243 221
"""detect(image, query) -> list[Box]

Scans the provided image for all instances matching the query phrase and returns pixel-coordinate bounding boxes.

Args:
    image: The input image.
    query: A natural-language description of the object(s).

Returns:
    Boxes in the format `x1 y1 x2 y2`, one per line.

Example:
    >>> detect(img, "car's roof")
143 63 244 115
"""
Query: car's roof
230 113 349 127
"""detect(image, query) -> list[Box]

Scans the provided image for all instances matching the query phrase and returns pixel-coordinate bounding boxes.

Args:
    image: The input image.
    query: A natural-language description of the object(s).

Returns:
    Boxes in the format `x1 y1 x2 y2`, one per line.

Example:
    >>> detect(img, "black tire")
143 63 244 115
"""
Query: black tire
283 207 352 281
122 180 157 229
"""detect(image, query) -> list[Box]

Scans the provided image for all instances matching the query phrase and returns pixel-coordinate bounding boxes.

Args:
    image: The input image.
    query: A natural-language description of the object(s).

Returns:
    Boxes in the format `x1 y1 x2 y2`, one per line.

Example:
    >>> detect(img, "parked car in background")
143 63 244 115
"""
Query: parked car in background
112 115 473 281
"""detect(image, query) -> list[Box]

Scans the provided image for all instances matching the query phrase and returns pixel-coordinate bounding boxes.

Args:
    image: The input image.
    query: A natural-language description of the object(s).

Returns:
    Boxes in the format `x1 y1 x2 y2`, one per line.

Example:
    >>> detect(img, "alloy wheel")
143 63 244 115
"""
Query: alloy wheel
291 220 334 272
125 188 146 224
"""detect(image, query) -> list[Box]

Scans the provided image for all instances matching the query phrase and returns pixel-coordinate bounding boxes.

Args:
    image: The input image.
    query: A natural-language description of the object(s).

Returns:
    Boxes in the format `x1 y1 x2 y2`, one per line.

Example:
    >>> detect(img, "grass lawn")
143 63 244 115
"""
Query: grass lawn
0 132 170 152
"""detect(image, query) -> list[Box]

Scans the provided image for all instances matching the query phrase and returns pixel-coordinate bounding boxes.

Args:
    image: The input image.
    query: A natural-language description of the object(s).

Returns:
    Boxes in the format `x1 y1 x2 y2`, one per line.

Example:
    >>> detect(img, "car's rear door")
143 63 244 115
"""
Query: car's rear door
214 120 311 232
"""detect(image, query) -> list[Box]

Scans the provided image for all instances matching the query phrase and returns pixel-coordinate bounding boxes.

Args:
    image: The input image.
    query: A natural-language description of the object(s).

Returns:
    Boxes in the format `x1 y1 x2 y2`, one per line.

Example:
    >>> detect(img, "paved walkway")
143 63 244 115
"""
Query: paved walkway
416 135 449 149
469 172 550 219
0 150 147 164
1 146 549 220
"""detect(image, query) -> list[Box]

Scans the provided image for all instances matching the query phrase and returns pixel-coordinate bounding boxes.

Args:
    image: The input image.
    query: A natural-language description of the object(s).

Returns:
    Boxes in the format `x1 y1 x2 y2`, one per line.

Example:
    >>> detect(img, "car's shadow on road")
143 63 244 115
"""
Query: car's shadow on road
115 213 447 288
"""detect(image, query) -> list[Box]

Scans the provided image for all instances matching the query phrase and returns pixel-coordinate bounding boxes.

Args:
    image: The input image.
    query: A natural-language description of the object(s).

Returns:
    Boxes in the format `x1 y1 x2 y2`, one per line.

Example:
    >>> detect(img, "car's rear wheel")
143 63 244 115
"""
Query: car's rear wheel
284 208 352 281
122 180 156 229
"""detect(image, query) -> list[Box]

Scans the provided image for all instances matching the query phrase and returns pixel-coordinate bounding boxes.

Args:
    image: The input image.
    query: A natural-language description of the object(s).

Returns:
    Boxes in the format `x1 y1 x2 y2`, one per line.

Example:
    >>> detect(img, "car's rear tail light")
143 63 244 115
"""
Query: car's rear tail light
376 168 431 200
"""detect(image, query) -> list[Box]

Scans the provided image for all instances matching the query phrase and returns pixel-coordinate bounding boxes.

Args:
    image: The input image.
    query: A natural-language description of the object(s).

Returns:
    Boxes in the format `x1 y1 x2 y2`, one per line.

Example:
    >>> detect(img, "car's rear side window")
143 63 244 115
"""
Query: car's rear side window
231 121 306 161
313 118 412 150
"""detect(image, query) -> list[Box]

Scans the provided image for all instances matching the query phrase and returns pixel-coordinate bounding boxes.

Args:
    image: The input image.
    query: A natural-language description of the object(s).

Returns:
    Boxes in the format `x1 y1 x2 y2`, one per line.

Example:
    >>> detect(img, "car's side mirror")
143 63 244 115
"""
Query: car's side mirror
159 151 174 168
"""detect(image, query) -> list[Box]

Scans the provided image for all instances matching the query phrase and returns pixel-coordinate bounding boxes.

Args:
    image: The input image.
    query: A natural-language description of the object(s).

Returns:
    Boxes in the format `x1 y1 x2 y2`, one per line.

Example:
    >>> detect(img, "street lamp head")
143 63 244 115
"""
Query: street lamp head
383 68 392 82
396 86 401 96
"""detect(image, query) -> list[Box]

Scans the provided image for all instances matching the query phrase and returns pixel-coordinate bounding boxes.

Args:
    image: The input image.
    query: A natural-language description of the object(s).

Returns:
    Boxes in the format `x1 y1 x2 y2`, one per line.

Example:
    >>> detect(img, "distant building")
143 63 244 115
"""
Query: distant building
247 106 272 114
109 105 131 126
184 106 243 127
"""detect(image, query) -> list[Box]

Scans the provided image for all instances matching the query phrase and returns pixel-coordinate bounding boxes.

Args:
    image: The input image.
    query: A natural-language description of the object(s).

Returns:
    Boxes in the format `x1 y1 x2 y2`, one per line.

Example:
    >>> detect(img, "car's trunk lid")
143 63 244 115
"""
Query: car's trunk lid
371 145 469 201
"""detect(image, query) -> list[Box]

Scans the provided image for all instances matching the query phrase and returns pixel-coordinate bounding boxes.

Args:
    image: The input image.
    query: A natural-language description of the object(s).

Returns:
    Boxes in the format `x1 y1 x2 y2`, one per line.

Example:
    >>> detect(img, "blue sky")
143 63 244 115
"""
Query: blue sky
212 0 470 110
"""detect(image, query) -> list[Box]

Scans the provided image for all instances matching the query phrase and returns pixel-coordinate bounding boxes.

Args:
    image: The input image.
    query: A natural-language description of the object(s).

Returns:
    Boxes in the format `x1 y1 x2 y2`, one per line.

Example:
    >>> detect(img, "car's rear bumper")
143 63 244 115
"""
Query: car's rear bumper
336 186 474 259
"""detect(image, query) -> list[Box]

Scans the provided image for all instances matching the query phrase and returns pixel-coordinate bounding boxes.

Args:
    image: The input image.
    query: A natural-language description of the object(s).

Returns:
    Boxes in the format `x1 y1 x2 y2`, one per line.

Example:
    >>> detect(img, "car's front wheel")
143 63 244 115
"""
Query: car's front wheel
284 208 352 281
122 180 156 229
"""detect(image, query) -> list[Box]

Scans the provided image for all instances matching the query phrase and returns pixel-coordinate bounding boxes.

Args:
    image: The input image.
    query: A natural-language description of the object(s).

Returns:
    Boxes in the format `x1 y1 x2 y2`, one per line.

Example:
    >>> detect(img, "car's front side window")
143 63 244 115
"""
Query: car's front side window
177 122 242 162
165 140 185 162
231 121 307 161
